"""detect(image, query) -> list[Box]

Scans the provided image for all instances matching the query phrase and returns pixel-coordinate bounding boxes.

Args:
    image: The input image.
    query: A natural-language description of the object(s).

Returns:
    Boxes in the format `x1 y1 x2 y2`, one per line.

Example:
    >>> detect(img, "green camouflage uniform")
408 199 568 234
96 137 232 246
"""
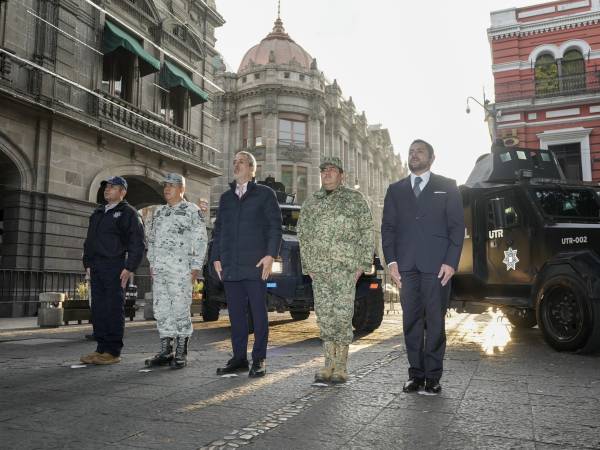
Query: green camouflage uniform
297 183 373 345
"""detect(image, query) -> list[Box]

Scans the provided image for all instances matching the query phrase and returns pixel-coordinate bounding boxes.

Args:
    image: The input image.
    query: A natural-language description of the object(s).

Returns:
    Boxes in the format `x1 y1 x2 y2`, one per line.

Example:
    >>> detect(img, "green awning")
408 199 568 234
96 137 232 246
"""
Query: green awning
102 20 160 77
160 61 209 106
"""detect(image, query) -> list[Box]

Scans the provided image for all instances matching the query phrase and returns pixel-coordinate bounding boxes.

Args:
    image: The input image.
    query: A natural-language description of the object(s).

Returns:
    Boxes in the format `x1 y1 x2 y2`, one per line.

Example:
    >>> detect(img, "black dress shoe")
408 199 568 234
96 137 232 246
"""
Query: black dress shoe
420 379 442 396
402 377 425 393
85 334 96 341
216 358 249 375
248 359 266 378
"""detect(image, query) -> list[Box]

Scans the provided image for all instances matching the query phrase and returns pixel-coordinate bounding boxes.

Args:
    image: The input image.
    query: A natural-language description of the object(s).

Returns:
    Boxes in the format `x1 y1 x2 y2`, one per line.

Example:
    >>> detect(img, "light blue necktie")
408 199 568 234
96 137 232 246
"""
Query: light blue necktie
413 176 422 198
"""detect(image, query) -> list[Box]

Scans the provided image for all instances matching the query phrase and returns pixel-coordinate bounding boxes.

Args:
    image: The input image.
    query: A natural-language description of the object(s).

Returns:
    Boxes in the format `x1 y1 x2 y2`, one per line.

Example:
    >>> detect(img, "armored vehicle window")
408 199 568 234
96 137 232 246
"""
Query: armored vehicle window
487 196 519 230
534 188 600 220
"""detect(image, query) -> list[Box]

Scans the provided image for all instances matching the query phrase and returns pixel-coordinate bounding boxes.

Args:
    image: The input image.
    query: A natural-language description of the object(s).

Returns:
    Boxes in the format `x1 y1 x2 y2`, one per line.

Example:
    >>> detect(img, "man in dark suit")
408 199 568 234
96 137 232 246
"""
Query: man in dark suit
381 139 465 395
211 151 282 378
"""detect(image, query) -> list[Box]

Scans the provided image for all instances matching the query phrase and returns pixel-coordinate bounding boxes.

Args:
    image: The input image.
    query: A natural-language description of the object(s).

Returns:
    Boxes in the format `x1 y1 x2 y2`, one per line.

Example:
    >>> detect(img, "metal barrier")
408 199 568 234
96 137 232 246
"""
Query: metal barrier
0 270 85 317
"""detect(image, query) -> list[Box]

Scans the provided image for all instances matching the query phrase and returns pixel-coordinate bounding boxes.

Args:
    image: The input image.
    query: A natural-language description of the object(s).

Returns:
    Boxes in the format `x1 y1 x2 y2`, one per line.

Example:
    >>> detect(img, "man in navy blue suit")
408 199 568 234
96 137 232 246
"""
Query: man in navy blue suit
211 151 282 378
381 139 464 395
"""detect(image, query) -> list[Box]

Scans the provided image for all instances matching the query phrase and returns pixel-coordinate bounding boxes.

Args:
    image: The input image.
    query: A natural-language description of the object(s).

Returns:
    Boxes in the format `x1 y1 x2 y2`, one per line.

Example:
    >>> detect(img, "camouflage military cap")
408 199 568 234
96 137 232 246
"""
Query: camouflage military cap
163 173 186 186
319 157 344 172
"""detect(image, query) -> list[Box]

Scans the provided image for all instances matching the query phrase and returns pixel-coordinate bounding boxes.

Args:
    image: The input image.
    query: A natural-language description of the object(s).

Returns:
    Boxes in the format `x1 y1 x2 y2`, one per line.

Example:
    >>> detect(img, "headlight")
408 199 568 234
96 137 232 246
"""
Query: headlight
364 265 376 276
272 260 283 274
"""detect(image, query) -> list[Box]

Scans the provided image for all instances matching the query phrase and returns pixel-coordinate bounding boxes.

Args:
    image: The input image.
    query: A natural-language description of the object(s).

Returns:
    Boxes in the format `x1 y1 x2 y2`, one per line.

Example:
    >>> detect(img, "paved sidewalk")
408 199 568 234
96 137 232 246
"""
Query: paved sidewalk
0 310 599 449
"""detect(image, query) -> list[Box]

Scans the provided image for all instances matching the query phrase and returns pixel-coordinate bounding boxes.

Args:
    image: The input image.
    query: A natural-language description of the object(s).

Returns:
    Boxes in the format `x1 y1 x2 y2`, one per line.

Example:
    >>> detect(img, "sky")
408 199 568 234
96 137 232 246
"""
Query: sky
215 0 539 184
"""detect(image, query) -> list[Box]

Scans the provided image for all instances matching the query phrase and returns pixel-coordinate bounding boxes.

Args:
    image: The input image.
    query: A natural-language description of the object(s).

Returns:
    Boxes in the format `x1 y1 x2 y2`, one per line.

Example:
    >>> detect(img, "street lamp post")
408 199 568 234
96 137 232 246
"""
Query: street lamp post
466 96 498 142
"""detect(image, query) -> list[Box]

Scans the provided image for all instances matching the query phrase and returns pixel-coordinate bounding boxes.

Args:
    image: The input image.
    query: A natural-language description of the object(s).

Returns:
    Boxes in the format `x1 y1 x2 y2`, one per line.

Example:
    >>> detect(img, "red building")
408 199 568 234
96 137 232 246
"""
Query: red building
489 0 600 181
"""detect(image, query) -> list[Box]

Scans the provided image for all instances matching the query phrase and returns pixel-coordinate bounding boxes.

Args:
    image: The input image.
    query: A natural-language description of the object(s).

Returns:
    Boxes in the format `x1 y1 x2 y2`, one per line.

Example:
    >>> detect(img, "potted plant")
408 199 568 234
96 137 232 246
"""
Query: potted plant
191 279 204 316
63 281 92 324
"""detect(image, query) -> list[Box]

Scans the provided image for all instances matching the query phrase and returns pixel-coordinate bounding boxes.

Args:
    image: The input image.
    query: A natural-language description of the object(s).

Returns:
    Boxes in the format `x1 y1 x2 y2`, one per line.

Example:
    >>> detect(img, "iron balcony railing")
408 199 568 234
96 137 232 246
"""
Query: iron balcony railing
0 52 219 171
495 70 600 102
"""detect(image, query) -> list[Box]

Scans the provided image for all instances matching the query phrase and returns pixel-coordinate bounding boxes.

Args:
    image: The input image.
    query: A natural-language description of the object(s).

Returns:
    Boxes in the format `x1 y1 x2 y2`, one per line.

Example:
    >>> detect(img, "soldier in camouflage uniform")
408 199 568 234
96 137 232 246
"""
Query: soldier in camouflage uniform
146 173 207 369
297 157 373 383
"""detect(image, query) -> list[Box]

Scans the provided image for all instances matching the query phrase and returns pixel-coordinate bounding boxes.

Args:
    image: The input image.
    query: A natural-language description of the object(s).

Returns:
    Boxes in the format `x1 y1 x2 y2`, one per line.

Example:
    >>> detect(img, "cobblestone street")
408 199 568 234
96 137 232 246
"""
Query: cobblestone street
1 309 599 449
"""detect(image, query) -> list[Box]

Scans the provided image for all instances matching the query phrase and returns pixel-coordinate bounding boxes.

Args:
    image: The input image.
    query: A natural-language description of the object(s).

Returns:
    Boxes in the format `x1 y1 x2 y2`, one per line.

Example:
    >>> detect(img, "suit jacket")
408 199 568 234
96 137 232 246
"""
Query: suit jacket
210 181 282 281
381 173 465 274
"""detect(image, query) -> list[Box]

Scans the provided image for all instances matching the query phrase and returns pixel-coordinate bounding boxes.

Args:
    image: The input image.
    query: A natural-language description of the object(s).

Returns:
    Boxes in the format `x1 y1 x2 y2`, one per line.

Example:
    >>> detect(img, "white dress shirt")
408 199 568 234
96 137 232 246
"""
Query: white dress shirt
235 181 248 198
410 170 431 191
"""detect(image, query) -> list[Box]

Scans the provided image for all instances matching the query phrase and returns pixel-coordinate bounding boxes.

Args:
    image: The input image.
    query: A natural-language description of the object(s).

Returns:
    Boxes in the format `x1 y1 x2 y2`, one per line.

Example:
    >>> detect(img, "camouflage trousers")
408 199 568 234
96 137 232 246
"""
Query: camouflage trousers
312 271 355 345
152 267 193 338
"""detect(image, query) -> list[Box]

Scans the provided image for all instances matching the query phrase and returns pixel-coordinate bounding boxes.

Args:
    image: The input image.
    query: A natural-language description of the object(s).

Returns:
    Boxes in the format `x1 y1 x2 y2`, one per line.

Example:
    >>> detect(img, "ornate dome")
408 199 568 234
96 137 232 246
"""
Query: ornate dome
238 17 313 73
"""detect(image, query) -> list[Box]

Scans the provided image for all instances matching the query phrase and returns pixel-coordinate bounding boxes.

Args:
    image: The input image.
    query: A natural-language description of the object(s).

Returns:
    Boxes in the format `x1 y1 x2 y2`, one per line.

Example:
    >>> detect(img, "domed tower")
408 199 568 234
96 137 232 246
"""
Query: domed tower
213 9 405 219
213 12 327 204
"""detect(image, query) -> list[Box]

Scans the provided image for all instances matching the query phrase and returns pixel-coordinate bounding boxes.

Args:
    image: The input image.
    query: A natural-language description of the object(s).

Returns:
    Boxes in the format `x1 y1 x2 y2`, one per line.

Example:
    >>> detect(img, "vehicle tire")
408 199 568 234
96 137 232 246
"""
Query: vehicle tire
504 309 537 329
536 273 594 352
290 311 310 321
202 300 220 322
352 289 384 332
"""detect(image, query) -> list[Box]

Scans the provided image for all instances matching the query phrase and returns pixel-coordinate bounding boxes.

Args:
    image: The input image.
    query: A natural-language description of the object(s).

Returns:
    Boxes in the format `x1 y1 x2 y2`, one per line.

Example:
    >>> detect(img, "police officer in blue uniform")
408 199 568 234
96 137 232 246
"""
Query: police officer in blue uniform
80 176 146 365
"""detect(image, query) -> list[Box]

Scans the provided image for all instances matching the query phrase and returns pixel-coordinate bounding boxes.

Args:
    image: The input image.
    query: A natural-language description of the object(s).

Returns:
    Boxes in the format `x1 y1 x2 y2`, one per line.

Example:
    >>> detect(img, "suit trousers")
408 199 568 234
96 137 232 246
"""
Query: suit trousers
90 262 125 357
400 270 449 380
224 280 269 361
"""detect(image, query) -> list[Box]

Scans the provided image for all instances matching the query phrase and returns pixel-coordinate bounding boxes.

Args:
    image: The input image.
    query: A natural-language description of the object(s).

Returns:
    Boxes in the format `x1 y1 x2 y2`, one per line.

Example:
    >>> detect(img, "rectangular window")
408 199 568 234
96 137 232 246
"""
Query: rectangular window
343 141 349 171
549 143 582 181
297 166 308 204
102 49 133 101
281 165 294 195
279 113 307 147
278 119 306 146
253 113 263 147
241 115 249 148
319 121 325 155
160 92 174 123
160 87 186 128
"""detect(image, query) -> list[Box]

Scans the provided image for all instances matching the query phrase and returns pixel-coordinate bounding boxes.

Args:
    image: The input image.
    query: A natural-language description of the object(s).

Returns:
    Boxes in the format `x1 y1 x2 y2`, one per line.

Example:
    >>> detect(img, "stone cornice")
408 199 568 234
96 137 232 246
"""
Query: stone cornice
230 84 325 103
488 10 600 40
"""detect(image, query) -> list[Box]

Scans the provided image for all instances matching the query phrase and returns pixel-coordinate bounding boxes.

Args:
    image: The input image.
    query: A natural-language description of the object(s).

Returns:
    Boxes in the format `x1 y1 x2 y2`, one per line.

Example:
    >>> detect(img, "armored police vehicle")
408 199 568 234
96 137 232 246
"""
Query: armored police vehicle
451 142 600 353
202 179 385 333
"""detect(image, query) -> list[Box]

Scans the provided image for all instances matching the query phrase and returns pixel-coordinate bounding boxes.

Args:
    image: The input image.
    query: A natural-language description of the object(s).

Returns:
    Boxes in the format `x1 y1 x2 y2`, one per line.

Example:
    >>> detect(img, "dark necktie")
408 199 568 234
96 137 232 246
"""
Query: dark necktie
413 176 422 198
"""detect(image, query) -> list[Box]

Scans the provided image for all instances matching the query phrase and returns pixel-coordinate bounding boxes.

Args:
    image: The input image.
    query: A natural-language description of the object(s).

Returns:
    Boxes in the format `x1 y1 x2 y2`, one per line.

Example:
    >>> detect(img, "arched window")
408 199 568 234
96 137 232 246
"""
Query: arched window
561 49 585 92
535 54 559 96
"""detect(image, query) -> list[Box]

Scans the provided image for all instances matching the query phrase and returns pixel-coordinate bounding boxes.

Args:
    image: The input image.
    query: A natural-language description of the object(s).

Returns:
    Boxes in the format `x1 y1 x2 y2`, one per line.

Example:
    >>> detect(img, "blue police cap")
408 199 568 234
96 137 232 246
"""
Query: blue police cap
104 176 128 190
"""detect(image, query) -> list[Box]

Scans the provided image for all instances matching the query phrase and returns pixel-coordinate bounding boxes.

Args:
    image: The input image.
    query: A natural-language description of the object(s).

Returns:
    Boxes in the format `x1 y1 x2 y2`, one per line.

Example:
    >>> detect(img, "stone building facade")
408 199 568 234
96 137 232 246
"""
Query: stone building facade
0 0 224 316
489 0 600 181
214 16 405 245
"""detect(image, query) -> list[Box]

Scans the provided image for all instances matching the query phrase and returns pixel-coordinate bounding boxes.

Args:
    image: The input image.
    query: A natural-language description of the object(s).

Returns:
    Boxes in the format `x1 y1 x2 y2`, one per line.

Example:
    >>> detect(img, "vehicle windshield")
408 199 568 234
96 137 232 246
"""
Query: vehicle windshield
282 208 300 233
533 188 600 221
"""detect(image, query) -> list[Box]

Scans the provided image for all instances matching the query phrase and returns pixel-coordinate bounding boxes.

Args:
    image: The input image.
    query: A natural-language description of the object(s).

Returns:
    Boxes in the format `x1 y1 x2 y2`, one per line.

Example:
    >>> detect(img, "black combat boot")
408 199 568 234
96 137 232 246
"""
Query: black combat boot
145 337 173 367
170 336 189 370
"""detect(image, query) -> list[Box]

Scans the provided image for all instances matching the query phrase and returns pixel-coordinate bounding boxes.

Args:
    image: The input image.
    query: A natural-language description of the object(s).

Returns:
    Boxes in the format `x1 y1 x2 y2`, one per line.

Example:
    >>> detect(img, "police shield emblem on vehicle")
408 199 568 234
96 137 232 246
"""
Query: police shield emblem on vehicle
502 247 519 271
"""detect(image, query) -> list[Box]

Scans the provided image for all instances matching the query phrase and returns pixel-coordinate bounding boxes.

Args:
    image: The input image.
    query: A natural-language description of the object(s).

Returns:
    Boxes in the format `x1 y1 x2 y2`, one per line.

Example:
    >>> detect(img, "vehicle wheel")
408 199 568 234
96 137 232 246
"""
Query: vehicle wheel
202 300 220 322
290 311 310 321
504 309 537 329
352 289 384 332
536 274 595 352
